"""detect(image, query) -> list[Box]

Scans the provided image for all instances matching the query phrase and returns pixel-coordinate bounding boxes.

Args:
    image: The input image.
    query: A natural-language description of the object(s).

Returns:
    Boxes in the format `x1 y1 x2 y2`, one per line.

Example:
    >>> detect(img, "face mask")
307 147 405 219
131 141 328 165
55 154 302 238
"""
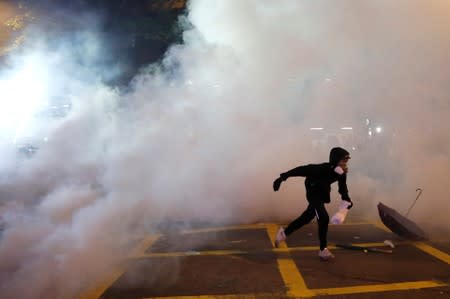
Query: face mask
334 166 345 175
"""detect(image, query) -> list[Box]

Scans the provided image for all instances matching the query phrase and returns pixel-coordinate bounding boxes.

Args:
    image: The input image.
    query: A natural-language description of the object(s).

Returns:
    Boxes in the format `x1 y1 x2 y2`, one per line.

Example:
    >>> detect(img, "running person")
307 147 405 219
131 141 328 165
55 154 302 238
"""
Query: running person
272 147 353 260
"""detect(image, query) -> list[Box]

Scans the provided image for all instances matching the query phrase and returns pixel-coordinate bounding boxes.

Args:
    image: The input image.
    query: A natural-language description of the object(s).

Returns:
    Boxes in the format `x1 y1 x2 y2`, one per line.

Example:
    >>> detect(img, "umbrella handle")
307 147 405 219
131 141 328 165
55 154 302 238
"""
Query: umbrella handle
405 188 422 217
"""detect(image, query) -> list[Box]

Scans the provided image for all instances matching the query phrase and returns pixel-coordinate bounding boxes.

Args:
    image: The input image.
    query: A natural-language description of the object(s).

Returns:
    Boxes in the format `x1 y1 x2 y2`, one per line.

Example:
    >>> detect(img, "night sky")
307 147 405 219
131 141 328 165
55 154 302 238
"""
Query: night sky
2 0 187 84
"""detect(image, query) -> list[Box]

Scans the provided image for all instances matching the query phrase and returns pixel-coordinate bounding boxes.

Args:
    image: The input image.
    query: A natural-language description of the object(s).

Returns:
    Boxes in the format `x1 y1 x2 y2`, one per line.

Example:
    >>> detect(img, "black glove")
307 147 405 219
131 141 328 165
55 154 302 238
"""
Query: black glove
273 177 283 192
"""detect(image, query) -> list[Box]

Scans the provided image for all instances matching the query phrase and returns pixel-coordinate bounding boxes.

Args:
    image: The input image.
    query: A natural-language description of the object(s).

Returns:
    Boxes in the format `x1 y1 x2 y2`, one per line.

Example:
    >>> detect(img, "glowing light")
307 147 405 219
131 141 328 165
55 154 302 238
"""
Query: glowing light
341 127 353 130
376 126 382 133
310 127 324 130
0 61 49 142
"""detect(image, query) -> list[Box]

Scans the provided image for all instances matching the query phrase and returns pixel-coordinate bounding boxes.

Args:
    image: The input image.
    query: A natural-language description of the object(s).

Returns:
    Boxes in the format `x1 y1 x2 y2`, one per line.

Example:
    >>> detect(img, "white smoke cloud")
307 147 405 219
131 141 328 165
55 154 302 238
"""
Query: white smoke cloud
0 0 450 298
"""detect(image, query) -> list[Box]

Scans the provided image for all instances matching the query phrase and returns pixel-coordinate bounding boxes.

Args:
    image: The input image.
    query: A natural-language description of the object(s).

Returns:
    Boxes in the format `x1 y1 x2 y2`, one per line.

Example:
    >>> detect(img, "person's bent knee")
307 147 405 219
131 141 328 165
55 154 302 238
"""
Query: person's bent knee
320 213 329 224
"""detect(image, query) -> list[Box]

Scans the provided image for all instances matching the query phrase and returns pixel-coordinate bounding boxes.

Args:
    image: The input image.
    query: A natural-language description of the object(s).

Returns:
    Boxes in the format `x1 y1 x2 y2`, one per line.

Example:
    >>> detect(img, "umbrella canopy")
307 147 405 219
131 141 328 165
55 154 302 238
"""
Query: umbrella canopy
377 202 428 240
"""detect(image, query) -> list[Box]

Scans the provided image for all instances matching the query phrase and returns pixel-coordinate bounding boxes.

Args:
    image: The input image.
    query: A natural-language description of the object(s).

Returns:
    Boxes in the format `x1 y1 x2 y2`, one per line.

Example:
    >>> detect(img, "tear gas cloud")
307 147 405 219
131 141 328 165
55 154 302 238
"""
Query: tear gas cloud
1 0 450 298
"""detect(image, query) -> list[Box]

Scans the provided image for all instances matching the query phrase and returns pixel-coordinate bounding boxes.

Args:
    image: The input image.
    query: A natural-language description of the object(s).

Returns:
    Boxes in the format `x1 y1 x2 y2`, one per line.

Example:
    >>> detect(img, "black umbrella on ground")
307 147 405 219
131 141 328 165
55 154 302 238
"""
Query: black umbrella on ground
377 188 428 240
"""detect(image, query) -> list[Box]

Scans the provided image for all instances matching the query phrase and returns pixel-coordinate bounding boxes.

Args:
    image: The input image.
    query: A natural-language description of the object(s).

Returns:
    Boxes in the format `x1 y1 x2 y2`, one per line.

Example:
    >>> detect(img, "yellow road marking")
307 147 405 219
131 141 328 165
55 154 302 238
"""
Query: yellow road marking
141 280 447 298
181 224 268 234
133 242 401 258
135 249 247 258
143 294 281 299
277 258 315 297
283 241 408 252
311 280 447 296
145 296 216 299
128 235 162 257
142 281 448 299
267 224 314 297
331 221 387 226
181 221 374 235
414 242 450 265
77 222 448 299
76 265 127 299
76 235 161 299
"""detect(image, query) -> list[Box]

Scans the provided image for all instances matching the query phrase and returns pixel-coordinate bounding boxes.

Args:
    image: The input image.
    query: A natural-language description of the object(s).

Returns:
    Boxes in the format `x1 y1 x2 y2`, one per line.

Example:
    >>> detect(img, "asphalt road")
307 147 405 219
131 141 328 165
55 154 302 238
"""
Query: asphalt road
78 220 450 299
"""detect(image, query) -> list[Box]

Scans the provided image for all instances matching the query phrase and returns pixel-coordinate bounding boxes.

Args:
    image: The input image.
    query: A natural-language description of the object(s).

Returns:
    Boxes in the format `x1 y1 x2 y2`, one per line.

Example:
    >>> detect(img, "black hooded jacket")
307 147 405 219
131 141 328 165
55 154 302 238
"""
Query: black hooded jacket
280 147 351 203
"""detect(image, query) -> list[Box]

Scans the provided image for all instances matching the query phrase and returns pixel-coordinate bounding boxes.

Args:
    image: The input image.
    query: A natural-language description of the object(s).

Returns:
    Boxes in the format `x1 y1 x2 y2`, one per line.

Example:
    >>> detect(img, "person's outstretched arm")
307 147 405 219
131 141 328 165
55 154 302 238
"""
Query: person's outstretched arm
273 164 317 191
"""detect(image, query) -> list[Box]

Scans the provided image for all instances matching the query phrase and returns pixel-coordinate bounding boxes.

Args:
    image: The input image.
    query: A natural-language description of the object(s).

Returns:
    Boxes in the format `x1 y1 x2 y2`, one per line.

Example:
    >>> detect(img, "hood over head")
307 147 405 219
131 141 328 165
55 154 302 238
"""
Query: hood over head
329 147 350 166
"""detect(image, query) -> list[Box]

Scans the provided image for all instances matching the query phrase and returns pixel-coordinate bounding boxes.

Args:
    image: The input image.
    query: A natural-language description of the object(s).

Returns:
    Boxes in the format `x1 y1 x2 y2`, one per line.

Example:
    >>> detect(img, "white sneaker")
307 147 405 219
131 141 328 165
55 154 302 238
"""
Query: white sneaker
319 248 335 261
274 227 286 248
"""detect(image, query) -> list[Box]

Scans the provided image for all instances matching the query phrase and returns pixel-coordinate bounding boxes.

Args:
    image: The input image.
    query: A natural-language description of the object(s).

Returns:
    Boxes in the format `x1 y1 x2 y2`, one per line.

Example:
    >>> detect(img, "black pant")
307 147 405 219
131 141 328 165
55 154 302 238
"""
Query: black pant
284 201 329 250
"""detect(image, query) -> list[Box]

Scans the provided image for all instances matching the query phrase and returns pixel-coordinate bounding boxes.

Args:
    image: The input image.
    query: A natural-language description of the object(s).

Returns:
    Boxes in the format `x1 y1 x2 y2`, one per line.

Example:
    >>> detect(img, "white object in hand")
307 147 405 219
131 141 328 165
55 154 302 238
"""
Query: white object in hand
331 200 352 224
